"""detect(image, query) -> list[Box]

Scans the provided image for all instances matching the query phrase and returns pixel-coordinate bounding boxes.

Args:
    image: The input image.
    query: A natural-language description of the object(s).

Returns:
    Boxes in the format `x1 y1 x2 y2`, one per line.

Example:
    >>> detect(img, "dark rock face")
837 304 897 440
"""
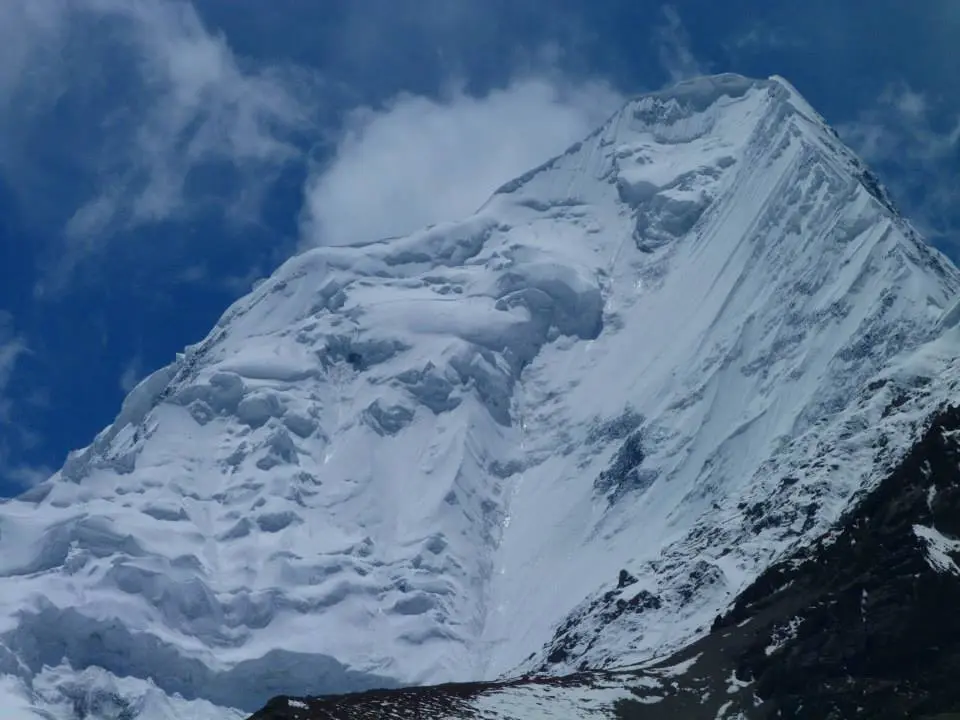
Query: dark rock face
539 577 663 671
594 430 658 503
249 686 477 720
247 674 604 720
706 404 960 719
246 407 960 720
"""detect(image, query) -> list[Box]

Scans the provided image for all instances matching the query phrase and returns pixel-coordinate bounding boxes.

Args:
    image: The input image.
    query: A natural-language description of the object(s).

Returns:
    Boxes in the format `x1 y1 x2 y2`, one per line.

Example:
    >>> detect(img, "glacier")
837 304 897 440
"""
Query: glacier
2 73 960 718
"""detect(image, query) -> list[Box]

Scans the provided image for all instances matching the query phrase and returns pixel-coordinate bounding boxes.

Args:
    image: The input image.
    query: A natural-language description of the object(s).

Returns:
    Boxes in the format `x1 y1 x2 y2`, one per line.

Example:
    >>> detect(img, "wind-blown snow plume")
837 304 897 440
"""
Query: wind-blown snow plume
302 78 622 248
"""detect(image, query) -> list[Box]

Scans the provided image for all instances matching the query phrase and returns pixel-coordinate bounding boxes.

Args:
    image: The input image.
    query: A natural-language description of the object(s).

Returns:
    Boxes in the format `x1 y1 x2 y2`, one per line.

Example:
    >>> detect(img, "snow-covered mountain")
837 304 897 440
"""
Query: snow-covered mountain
250 401 960 718
3 73 960 719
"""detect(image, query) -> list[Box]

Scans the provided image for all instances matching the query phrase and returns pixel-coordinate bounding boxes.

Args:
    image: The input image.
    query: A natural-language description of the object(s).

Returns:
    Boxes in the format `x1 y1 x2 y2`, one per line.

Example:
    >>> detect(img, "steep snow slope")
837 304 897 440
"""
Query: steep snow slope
1 74 958 717
253 397 960 719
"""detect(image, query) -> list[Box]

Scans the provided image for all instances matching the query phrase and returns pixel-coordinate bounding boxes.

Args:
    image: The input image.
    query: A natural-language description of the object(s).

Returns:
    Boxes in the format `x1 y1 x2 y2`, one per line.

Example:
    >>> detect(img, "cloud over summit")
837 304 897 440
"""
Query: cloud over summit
302 77 623 248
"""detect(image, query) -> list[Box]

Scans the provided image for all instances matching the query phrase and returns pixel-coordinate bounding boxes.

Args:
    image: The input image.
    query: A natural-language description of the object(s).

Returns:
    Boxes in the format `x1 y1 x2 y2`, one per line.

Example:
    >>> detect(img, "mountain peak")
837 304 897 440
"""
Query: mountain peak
627 72 793 115
620 73 822 135
2 75 959 718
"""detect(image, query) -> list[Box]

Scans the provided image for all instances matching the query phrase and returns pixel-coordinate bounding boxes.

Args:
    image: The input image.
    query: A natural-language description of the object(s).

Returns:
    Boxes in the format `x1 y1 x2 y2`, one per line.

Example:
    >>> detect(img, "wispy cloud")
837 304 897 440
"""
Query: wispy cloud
118 356 143 394
0 0 314 276
0 453 51 489
655 5 707 84
302 76 622 247
723 20 806 54
839 81 960 245
0 312 48 489
0 311 27 426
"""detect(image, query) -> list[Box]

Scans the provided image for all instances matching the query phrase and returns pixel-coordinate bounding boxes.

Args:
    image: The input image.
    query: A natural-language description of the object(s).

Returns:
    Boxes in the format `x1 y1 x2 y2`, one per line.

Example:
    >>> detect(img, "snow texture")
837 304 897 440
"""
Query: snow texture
2 73 960 717
914 524 960 576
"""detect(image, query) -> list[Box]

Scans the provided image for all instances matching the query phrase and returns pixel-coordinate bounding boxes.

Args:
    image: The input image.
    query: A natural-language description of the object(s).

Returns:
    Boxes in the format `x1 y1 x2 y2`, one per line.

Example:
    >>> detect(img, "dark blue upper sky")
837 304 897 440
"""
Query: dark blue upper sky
1 0 958 495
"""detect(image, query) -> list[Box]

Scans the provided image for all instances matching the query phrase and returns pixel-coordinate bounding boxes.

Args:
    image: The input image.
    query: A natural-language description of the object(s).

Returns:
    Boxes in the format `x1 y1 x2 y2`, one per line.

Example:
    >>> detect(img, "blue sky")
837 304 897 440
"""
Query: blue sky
0 0 958 495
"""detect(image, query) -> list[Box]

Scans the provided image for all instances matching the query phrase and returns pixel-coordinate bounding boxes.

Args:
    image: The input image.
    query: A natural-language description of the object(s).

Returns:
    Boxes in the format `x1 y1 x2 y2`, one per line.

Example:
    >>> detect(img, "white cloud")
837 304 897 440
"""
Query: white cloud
0 456 51 489
892 86 928 122
0 0 312 248
724 20 806 53
0 312 27 426
0 313 47 488
839 82 960 242
302 77 622 247
655 5 707 84
118 356 143 393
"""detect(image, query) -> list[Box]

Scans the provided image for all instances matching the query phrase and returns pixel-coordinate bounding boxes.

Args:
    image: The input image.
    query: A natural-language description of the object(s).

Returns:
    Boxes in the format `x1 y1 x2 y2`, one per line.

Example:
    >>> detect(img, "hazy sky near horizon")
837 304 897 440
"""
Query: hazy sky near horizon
1 0 958 493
